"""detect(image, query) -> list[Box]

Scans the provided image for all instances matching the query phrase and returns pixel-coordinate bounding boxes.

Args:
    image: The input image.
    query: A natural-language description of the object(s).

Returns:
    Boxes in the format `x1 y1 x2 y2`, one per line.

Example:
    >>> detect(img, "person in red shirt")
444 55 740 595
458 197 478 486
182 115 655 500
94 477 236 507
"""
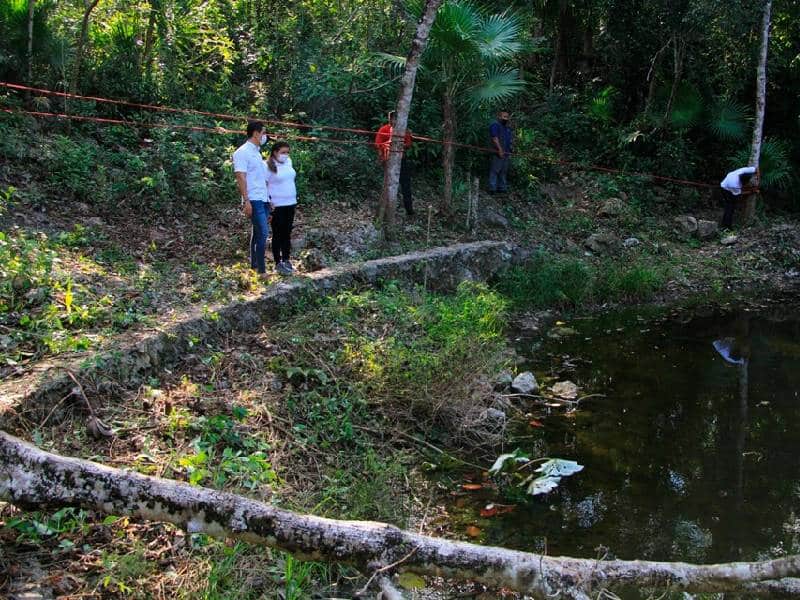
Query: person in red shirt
375 111 414 216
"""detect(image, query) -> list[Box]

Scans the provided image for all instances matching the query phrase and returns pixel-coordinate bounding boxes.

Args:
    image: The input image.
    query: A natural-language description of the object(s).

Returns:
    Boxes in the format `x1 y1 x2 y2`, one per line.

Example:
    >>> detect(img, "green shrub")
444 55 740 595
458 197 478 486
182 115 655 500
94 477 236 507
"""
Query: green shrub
496 251 592 309
497 250 668 309
45 135 99 202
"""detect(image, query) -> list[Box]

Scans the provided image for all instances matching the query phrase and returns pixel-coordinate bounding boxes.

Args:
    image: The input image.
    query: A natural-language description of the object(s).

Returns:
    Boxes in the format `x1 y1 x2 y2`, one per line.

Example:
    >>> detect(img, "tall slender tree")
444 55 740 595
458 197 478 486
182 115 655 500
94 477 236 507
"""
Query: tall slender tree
379 0 444 238
70 0 101 94
744 0 772 222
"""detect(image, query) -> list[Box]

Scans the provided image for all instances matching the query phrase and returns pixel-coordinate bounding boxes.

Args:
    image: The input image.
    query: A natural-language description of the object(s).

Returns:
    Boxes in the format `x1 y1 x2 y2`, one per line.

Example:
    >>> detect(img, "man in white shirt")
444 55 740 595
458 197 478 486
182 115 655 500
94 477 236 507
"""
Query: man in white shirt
720 166 757 229
233 121 270 273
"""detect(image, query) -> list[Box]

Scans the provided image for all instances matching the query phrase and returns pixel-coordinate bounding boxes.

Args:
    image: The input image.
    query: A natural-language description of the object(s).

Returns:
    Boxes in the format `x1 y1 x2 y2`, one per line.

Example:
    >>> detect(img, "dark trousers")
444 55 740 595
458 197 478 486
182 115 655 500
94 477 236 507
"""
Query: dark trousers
721 189 737 229
489 155 510 192
271 204 296 264
400 157 413 215
249 200 269 273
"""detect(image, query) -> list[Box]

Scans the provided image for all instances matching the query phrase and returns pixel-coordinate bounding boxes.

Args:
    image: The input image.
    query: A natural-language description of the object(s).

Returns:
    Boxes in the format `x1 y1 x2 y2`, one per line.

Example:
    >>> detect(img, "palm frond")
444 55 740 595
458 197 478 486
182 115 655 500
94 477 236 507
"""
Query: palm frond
477 12 524 60
588 85 617 122
707 98 750 141
430 0 483 55
373 52 408 75
467 67 525 106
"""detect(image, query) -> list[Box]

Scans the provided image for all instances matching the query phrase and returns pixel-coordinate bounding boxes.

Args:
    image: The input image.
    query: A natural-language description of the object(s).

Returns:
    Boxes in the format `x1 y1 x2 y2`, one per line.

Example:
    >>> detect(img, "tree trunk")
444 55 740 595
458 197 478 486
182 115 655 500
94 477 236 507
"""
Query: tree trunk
662 35 685 126
379 0 443 240
644 41 669 116
744 0 772 223
70 0 101 95
2 431 800 598
25 0 35 102
549 0 568 91
141 0 158 82
441 91 455 212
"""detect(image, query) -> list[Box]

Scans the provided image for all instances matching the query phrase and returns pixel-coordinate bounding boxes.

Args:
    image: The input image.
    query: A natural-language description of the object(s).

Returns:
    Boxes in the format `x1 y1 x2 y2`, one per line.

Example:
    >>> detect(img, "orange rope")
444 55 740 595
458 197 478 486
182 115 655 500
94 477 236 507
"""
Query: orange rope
1 81 723 188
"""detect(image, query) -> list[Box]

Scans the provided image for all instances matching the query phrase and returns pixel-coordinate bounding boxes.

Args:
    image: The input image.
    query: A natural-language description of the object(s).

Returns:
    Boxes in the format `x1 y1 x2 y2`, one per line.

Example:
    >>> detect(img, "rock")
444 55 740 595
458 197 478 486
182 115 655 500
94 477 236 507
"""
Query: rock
484 407 507 423
291 235 306 251
583 232 617 254
720 234 738 246
674 215 697 235
84 216 104 227
623 237 640 248
483 207 509 228
298 248 327 272
548 326 578 339
597 198 625 217
493 370 514 390
696 219 719 240
511 371 539 395
551 380 579 400
75 202 91 214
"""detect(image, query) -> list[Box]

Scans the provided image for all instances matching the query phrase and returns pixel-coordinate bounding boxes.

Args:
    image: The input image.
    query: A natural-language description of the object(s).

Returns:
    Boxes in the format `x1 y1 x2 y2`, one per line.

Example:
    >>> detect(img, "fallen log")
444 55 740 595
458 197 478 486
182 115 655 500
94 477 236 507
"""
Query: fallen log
1 430 799 598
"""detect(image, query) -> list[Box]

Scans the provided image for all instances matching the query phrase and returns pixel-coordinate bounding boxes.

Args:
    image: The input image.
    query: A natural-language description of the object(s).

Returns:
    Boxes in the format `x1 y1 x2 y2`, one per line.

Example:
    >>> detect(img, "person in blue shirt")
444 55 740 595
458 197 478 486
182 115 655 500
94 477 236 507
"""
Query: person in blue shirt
488 110 513 194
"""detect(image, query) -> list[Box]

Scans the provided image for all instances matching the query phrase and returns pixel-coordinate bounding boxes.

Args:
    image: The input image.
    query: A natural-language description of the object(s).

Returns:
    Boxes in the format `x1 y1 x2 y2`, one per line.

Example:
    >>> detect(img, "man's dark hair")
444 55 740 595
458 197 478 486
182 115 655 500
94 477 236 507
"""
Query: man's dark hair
246 120 264 137
740 172 754 185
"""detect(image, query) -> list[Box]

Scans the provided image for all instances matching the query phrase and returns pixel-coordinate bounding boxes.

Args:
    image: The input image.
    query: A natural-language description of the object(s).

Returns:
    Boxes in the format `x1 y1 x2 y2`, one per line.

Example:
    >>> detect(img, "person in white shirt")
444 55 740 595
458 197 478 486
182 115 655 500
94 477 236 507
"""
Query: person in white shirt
720 166 757 229
265 141 297 275
233 121 270 274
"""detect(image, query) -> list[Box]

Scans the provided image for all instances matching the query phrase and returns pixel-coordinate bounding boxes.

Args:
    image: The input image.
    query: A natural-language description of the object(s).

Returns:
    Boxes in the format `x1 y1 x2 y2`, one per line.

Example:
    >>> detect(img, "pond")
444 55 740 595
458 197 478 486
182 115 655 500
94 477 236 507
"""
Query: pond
449 305 800 565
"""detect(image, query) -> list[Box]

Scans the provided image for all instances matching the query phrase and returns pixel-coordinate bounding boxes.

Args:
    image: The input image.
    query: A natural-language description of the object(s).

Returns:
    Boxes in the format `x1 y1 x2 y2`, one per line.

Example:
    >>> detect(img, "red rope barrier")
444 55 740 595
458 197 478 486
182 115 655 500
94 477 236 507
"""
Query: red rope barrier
0 108 405 150
1 81 721 189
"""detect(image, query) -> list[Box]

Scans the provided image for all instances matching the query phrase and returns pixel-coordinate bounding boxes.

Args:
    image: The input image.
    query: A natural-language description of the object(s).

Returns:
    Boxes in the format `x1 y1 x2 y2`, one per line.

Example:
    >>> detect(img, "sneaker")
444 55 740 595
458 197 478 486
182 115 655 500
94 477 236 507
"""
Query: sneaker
276 261 291 276
283 260 294 273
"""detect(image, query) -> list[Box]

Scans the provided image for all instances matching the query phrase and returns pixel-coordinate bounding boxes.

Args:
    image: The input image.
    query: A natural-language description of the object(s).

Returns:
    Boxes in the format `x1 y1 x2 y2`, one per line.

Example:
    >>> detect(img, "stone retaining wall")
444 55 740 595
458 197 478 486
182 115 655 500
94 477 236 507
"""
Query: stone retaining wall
0 241 516 420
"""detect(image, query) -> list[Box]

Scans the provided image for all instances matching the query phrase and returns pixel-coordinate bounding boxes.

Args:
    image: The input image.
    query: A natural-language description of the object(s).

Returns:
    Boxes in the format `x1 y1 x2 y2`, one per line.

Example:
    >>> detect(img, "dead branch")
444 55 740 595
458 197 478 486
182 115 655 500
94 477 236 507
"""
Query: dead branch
1 430 800 598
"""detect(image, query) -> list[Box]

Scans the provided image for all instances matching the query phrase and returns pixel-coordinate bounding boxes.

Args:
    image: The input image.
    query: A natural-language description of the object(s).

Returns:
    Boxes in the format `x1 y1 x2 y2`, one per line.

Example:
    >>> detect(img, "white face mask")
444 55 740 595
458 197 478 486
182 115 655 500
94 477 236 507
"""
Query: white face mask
276 154 289 164
259 134 268 146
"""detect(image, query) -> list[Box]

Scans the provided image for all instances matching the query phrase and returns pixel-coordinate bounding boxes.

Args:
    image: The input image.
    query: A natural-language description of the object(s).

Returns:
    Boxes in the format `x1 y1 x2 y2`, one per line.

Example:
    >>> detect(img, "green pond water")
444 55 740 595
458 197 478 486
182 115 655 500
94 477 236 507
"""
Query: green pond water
450 305 800 564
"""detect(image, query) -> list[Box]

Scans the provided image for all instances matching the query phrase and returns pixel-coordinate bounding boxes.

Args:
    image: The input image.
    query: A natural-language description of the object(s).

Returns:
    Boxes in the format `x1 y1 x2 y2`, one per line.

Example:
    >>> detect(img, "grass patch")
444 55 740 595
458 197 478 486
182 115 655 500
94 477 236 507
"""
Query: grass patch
274 280 509 426
497 249 669 310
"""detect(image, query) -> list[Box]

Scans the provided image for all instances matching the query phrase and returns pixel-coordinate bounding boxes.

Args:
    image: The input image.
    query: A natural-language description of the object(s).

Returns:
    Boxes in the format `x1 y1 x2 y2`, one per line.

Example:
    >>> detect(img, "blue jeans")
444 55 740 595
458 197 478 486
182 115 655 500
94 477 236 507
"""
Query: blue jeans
489 155 510 192
249 200 270 273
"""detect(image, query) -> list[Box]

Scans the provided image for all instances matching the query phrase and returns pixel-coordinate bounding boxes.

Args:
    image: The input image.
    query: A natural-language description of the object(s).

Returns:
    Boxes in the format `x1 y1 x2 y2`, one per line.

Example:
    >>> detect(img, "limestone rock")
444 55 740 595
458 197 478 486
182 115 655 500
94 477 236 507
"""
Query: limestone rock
674 215 697 235
720 234 738 246
696 219 719 240
493 370 514 390
623 237 641 248
299 248 327 272
511 371 539 395
551 380 579 399
483 207 510 228
598 198 625 217
584 232 617 254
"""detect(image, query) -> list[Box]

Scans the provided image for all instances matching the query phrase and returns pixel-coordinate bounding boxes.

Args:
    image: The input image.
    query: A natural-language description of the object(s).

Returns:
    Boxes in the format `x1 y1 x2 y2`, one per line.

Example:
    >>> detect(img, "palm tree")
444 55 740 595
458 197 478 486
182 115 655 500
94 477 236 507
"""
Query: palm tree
381 0 524 209
425 1 524 208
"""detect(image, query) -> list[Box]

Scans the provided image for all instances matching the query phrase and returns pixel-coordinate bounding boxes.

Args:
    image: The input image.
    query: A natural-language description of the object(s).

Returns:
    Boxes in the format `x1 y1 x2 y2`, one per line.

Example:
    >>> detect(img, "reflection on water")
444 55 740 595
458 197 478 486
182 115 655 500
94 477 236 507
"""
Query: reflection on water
469 307 800 563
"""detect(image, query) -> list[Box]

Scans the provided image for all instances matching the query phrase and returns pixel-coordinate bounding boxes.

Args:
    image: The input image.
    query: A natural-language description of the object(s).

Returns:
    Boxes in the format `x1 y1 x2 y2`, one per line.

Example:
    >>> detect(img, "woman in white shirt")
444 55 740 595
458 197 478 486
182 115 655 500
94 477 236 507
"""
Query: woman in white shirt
265 141 298 275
